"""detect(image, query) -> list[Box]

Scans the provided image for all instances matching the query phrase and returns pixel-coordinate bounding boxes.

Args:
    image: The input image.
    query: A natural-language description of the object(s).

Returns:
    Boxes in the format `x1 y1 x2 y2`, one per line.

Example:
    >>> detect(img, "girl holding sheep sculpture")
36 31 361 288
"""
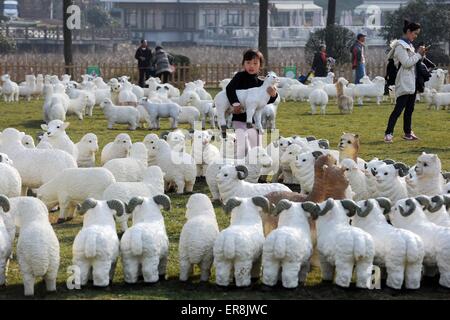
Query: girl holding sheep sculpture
218 49 279 159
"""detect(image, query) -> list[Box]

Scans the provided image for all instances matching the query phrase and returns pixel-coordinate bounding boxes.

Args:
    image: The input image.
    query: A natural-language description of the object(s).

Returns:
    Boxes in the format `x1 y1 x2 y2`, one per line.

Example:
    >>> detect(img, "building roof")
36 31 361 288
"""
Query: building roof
272 1 323 11
354 0 409 13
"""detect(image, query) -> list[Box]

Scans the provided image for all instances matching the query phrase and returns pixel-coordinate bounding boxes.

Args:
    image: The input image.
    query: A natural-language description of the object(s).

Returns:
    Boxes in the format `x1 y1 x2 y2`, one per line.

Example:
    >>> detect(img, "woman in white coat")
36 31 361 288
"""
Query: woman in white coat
384 20 427 143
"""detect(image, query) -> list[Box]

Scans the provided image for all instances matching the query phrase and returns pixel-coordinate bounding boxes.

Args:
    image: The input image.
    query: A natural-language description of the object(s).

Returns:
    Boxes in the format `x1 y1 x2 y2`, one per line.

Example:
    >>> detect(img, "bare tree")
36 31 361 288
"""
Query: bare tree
63 0 73 75
258 0 268 67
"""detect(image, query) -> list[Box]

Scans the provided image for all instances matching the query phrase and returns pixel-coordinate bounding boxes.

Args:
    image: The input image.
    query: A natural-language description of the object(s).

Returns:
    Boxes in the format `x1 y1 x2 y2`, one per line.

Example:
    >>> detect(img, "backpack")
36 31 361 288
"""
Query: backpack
385 58 400 86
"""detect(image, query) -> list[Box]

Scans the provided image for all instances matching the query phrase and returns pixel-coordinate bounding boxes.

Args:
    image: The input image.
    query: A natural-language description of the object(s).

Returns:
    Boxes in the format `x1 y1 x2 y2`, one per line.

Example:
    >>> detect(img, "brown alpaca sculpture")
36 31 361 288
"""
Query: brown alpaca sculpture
338 132 360 163
263 154 349 235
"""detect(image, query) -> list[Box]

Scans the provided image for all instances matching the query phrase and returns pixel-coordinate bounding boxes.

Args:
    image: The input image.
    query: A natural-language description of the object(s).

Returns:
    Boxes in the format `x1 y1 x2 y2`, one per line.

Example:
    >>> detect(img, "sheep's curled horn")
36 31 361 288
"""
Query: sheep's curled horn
126 196 144 213
375 197 392 215
224 198 242 214
443 195 450 210
318 139 330 149
0 195 10 213
252 196 270 213
159 131 170 140
382 159 395 165
318 198 334 216
340 199 361 217
153 194 171 211
76 198 98 215
312 150 324 160
393 162 409 177
301 201 320 220
235 165 248 180
429 195 444 213
357 200 373 217
442 172 450 182
399 199 416 217
275 199 292 216
107 199 125 217
415 195 431 210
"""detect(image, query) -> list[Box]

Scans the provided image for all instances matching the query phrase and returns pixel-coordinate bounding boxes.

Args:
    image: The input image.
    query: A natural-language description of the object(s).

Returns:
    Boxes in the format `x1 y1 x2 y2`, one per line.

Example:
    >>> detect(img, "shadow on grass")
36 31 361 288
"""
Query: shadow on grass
21 119 44 129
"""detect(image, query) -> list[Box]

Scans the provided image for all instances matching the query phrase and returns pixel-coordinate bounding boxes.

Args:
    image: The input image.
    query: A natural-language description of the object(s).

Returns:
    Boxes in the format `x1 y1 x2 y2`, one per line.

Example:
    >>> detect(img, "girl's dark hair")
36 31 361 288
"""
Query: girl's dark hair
155 46 163 51
403 20 421 34
242 49 264 67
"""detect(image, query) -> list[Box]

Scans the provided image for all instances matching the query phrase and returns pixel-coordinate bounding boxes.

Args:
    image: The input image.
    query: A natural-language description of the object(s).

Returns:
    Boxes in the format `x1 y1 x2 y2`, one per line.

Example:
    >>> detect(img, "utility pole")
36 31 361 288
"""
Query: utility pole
258 0 268 67
63 0 73 75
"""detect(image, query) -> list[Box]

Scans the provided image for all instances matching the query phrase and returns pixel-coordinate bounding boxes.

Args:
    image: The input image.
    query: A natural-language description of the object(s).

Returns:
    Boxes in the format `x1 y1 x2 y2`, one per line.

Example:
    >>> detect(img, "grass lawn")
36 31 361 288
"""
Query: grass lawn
0 94 449 300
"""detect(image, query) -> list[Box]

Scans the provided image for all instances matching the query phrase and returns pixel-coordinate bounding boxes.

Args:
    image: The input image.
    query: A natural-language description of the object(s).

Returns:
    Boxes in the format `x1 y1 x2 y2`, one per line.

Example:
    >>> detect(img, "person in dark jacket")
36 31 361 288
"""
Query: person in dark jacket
225 49 278 158
351 33 367 84
311 45 328 77
135 40 153 88
152 46 174 84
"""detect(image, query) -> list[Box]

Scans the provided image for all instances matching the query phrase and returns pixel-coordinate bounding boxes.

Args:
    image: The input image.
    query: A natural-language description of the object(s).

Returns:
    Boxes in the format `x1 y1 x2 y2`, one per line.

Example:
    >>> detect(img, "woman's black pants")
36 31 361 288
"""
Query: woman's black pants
385 93 416 135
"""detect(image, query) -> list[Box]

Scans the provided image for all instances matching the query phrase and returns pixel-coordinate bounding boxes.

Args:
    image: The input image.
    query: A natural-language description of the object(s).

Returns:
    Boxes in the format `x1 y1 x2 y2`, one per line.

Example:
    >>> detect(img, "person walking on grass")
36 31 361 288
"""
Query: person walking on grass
152 46 174 84
135 40 153 88
351 33 367 84
384 20 428 143
311 44 328 77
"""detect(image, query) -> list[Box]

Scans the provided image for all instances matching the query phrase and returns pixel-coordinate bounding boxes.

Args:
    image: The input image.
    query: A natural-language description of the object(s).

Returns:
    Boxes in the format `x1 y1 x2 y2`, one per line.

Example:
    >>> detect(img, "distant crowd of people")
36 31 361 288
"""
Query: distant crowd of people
135 40 175 87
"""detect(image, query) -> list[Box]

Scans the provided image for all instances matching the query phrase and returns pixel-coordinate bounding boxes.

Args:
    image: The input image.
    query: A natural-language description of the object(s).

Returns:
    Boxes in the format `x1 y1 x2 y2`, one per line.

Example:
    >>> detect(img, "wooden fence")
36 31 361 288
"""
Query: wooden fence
1 62 449 88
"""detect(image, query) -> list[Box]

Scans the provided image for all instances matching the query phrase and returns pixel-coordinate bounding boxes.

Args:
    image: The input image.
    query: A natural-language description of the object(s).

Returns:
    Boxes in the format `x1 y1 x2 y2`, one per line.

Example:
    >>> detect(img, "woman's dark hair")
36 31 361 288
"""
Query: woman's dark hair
241 49 264 68
155 46 163 51
403 20 421 34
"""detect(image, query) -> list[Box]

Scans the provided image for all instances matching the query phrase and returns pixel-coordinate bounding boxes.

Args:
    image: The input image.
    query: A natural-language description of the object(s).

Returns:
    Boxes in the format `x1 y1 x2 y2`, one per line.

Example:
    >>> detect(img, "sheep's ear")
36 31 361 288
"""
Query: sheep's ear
375 197 392 215
224 198 241 214
76 198 97 215
0 155 2 163
126 197 144 213
393 162 409 177
0 195 10 213
63 122 70 130
235 165 248 180
153 194 171 211
252 196 270 213
41 124 48 131
107 199 125 217
354 134 359 139
305 136 316 142
340 199 361 217
312 150 323 159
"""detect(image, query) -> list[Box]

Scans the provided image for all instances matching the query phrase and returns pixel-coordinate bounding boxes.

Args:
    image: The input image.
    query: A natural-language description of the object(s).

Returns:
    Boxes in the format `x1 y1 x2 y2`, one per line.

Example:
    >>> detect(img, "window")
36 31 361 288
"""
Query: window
164 10 179 29
145 9 155 29
126 9 138 28
272 12 290 27
248 11 258 26
203 9 217 27
183 9 196 29
226 10 242 26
